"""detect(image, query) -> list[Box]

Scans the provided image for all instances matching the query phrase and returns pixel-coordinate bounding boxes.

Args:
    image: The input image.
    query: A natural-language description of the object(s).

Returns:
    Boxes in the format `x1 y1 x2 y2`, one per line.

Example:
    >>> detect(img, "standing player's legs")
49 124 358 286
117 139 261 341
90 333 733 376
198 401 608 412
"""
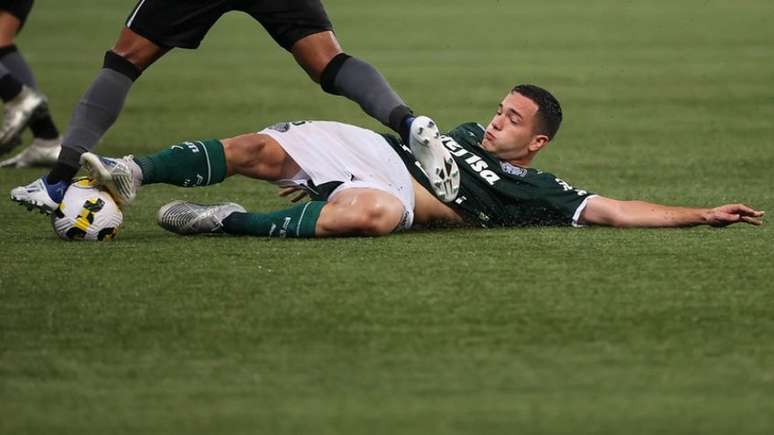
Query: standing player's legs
10 0 229 213
0 2 60 165
49 28 168 185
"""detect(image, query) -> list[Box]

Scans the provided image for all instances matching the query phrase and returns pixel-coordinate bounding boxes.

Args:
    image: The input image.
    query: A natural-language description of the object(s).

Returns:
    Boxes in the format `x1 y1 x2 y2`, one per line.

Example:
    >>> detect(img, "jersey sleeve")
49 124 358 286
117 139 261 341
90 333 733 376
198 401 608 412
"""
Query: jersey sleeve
527 172 595 226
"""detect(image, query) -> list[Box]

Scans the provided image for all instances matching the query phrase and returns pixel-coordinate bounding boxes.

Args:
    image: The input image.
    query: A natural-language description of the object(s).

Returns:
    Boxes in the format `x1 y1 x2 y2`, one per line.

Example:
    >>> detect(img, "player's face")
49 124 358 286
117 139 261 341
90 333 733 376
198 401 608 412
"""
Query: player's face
481 92 548 163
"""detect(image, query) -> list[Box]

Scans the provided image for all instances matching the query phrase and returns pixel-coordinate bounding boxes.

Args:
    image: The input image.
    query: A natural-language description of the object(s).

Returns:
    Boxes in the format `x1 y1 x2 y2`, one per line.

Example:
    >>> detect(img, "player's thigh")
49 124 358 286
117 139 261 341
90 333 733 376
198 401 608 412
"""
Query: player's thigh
242 0 333 52
222 133 300 181
124 0 231 50
318 188 407 236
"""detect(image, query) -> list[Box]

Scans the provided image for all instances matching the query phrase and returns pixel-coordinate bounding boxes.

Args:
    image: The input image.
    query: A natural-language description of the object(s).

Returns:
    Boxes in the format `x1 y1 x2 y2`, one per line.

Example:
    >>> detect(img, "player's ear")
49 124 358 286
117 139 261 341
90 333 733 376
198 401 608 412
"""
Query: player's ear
528 134 550 152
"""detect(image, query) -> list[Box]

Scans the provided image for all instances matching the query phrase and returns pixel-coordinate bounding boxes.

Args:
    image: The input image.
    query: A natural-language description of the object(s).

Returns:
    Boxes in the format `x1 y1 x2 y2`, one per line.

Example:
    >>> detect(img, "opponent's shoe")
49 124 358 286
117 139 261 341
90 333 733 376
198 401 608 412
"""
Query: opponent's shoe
409 116 460 203
0 86 47 154
80 152 141 205
10 176 67 214
0 136 62 168
157 201 246 235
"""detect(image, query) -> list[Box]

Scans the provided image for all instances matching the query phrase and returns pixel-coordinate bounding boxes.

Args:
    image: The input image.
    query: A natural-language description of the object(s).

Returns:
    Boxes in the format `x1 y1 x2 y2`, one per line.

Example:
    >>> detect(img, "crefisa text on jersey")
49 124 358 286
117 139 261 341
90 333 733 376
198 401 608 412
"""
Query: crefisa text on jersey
441 136 501 186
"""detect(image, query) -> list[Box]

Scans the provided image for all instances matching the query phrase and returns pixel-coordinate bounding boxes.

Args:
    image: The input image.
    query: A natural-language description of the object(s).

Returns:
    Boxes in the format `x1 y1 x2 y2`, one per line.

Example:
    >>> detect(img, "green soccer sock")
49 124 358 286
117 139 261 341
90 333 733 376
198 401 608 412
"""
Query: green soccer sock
133 139 227 187
222 201 325 238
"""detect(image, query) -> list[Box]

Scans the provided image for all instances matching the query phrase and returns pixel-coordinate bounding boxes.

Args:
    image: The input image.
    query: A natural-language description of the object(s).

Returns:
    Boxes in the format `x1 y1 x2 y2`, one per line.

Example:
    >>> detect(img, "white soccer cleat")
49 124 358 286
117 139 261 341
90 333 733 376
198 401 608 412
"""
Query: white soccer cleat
157 200 246 235
0 86 47 153
10 176 68 214
80 152 141 206
409 116 460 203
0 136 61 168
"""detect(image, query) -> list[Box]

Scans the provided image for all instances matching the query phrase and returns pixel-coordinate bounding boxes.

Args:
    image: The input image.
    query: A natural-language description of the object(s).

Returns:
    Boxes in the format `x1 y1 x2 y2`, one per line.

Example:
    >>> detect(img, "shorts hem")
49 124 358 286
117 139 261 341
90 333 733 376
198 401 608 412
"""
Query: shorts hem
126 24 200 49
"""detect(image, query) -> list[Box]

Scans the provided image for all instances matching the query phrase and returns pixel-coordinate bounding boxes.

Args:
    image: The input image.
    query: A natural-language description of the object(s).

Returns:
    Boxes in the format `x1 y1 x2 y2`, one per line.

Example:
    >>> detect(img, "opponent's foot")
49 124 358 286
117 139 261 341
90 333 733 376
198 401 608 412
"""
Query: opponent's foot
409 116 460 203
80 152 141 205
0 86 47 154
0 136 62 168
10 176 68 214
157 200 246 235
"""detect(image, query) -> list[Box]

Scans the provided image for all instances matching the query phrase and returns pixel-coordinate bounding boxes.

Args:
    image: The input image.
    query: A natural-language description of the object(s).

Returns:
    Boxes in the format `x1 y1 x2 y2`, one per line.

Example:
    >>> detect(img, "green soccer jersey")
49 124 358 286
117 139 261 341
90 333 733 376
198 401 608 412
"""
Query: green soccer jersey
383 123 595 227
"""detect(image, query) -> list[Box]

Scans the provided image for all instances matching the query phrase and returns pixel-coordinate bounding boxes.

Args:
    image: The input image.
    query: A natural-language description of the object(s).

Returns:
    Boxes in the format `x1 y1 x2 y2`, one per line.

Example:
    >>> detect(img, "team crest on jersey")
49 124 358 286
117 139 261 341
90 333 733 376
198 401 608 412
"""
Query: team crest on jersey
268 120 309 132
268 122 291 132
500 162 527 177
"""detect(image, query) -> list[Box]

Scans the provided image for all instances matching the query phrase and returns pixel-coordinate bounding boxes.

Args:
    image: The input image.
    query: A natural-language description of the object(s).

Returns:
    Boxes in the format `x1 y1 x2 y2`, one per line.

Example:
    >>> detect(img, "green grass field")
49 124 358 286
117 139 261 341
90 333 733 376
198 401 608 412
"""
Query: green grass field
2 0 774 433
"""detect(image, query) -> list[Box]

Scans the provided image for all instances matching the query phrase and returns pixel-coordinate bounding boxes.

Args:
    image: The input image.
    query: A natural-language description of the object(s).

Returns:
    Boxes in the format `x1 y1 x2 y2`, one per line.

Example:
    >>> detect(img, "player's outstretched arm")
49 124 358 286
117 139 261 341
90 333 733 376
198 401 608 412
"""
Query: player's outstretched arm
580 196 765 228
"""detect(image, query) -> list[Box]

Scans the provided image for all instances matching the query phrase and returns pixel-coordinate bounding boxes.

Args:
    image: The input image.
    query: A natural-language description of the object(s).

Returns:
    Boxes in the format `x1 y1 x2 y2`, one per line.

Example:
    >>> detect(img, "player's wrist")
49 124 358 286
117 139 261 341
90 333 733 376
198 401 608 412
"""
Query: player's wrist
701 208 719 226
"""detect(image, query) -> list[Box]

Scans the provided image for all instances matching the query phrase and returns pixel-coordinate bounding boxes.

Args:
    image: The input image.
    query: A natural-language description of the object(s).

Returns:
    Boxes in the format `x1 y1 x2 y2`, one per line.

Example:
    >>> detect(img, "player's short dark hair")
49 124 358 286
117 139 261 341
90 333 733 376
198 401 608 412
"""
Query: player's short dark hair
511 84 562 140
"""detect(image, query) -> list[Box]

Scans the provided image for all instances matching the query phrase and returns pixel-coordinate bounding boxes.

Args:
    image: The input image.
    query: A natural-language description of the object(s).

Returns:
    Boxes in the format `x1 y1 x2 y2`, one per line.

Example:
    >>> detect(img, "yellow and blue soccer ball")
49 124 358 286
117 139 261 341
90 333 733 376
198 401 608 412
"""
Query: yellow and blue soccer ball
51 177 123 241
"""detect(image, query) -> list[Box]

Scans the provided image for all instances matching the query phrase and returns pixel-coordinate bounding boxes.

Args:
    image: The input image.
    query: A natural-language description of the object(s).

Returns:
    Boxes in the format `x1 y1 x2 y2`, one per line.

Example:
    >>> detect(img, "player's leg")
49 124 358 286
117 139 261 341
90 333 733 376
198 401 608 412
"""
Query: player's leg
0 5 51 155
0 1 65 167
158 187 407 238
49 28 167 183
9 28 165 212
80 132 296 205
411 179 465 227
292 32 416 137
314 188 408 236
260 0 459 203
245 1 411 137
10 0 231 212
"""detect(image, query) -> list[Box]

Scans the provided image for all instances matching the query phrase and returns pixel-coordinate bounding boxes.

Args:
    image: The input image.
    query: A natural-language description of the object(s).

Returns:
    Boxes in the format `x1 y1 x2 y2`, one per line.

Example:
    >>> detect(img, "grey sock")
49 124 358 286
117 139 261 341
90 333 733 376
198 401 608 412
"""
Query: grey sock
333 56 407 127
0 51 37 88
58 68 134 166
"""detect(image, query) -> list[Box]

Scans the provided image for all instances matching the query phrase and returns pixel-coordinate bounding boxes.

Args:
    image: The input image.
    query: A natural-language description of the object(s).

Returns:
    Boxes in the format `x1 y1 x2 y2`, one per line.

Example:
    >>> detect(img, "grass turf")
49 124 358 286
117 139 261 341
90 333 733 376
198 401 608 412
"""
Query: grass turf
1 0 774 433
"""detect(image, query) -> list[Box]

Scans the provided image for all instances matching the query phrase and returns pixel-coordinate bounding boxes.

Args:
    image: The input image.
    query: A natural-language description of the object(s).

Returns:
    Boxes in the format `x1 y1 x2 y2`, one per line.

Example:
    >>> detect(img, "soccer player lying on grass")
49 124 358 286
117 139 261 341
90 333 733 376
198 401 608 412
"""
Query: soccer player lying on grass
79 84 763 237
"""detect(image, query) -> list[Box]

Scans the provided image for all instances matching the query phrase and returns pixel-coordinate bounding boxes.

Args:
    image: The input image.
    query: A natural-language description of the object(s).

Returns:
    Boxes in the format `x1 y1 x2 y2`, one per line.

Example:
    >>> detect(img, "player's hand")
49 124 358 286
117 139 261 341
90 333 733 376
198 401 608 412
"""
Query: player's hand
706 204 765 227
278 186 308 203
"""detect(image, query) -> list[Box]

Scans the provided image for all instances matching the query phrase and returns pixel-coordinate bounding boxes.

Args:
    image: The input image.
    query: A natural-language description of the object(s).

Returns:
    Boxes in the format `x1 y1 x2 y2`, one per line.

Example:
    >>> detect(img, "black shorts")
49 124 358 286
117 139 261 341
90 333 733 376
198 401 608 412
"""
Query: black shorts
0 0 33 27
125 0 333 50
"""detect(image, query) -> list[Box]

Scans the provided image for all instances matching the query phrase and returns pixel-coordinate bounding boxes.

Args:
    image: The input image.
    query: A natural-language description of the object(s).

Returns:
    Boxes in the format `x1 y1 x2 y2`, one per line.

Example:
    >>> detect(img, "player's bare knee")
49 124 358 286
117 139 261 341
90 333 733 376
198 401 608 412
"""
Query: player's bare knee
348 195 404 236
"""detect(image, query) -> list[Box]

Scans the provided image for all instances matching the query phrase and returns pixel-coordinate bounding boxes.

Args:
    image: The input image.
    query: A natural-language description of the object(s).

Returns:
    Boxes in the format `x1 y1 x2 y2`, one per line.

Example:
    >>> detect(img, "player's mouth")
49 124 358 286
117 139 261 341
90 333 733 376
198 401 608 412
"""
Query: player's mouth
485 131 496 142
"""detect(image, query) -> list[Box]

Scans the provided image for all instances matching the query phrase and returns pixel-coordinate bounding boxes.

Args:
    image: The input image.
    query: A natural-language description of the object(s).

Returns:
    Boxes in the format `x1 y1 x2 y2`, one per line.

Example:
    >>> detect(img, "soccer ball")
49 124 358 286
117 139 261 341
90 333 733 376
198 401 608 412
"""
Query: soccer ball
51 177 123 241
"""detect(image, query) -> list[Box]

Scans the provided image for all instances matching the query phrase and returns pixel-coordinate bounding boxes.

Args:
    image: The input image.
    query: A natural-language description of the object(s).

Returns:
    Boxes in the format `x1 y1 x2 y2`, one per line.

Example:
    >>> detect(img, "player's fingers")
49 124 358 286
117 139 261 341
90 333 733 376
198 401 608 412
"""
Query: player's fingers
741 215 764 225
733 204 758 215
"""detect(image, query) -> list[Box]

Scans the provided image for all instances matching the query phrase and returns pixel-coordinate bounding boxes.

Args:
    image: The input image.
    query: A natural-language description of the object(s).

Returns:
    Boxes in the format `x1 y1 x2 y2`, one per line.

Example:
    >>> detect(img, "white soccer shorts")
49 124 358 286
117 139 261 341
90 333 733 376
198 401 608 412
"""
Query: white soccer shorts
259 121 415 230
